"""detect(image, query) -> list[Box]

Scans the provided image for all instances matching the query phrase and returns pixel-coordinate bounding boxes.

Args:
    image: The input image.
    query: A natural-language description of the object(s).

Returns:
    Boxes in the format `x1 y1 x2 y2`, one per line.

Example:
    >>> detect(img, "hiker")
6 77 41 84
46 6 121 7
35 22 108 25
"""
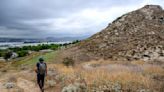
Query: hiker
35 57 47 92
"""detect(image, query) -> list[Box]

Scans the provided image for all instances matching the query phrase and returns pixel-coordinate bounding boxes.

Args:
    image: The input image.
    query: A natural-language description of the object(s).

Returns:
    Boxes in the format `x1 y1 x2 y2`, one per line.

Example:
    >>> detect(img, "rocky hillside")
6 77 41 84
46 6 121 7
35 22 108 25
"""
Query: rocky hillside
64 5 164 62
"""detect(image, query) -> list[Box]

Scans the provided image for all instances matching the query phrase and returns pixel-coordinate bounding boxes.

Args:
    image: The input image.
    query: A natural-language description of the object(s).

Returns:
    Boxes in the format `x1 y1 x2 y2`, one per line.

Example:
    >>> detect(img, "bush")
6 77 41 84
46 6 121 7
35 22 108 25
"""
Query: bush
9 47 22 52
72 40 80 44
17 50 29 57
50 44 60 50
62 57 75 67
0 52 2 57
3 51 12 60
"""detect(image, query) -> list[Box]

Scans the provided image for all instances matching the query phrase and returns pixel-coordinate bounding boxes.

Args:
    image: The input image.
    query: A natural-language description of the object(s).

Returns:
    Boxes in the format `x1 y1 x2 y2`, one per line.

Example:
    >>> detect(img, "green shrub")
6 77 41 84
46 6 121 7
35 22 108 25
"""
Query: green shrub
3 51 12 60
0 52 3 57
17 50 29 57
50 44 60 50
9 47 22 52
72 40 80 44
62 57 75 67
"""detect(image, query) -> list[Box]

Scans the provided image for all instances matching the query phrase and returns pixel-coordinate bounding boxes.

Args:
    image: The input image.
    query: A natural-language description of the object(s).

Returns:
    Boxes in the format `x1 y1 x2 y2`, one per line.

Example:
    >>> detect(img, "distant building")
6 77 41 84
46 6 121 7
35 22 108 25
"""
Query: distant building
39 49 53 53
11 52 18 59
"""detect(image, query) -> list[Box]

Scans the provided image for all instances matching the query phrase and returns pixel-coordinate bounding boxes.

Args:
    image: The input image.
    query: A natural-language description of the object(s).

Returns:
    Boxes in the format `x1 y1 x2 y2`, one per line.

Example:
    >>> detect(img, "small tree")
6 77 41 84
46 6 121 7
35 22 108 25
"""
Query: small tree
17 50 29 57
3 51 12 61
72 40 80 44
0 52 2 57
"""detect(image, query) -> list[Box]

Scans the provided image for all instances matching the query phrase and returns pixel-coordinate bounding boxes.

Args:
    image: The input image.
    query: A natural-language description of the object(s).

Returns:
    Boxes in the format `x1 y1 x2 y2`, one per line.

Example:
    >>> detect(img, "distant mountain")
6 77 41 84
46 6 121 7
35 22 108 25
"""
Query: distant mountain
0 38 42 43
62 5 164 62
46 36 90 42
0 35 90 42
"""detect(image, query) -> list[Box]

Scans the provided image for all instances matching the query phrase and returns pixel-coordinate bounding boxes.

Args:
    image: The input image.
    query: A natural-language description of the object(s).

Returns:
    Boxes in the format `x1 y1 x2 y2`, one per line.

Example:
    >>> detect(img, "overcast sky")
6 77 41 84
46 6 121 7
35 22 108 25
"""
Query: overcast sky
0 0 164 38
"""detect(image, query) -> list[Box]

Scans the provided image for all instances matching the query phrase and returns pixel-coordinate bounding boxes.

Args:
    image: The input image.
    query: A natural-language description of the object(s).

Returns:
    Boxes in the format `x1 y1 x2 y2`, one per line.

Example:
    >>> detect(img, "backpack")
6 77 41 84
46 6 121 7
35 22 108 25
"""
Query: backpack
38 62 46 75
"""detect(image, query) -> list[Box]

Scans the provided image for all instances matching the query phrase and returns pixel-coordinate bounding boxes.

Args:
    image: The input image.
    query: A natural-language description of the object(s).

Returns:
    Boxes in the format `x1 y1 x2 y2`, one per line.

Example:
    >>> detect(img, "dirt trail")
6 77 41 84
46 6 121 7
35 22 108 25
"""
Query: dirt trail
0 77 43 92
17 78 40 92
0 70 40 92
0 63 61 92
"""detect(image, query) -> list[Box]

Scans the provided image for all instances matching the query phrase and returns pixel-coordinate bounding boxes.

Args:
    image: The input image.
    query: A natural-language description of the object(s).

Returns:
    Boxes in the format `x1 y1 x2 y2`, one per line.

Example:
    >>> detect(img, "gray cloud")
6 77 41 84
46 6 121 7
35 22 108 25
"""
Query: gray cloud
0 0 164 38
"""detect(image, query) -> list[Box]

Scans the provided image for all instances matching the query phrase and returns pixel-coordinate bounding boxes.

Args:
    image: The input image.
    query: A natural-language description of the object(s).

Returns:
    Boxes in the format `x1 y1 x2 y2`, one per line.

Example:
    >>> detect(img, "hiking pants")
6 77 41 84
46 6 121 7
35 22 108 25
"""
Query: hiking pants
37 74 45 89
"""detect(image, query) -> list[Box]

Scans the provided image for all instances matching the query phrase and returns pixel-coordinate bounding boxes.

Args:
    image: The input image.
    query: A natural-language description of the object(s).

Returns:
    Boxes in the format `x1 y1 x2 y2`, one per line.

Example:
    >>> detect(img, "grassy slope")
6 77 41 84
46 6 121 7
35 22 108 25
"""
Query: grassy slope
12 51 58 68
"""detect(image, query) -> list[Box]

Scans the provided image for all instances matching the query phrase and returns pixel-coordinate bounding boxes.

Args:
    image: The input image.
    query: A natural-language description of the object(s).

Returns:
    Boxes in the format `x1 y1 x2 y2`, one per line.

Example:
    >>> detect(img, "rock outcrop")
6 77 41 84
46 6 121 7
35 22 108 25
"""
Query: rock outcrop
66 5 164 62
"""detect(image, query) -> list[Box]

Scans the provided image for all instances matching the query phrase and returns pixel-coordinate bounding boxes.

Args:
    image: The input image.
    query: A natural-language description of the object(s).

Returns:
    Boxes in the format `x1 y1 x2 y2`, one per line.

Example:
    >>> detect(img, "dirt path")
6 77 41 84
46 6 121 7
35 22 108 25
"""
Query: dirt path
0 63 61 92
0 70 40 92
17 78 40 92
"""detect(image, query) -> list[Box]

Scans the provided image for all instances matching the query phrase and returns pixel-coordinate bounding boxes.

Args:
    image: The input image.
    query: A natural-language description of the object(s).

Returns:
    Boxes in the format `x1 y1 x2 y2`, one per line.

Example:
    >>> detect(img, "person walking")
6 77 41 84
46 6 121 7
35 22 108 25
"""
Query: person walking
35 57 47 92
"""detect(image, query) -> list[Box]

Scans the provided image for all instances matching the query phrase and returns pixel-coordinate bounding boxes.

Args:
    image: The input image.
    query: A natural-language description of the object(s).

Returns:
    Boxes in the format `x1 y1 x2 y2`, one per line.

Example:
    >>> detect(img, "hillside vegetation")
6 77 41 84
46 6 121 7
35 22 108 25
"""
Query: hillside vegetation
0 52 164 92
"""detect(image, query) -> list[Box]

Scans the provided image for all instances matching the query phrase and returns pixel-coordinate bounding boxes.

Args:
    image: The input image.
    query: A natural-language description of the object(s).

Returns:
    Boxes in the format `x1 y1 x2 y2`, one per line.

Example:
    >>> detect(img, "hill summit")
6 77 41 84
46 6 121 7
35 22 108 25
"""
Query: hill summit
64 5 164 62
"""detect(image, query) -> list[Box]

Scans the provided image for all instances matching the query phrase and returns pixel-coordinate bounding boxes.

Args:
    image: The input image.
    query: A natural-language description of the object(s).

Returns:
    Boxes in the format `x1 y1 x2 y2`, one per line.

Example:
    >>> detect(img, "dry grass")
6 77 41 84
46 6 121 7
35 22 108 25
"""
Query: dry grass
1 57 163 92
143 65 164 75
79 69 153 90
51 61 164 91
131 60 146 65
82 59 130 67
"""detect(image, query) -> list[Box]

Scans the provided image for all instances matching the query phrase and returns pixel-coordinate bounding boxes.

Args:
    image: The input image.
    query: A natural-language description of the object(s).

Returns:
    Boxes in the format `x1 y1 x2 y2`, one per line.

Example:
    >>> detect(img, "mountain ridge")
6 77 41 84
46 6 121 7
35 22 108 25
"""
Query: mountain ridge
62 5 164 62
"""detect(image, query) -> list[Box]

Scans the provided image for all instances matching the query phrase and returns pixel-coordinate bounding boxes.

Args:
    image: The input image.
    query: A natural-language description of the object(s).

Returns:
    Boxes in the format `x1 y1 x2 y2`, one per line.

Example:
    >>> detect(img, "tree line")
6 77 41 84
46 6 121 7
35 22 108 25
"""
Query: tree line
0 40 80 60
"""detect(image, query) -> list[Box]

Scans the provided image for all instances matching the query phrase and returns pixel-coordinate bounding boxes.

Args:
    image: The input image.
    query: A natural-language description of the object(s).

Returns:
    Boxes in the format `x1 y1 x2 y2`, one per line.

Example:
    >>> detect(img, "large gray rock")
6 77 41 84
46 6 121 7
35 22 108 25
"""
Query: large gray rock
47 80 56 87
62 82 86 92
4 82 15 89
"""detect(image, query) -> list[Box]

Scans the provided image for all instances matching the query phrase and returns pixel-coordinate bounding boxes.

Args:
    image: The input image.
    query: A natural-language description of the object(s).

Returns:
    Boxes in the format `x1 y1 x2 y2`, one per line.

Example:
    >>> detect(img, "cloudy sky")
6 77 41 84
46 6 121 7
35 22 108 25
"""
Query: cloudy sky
0 0 164 38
